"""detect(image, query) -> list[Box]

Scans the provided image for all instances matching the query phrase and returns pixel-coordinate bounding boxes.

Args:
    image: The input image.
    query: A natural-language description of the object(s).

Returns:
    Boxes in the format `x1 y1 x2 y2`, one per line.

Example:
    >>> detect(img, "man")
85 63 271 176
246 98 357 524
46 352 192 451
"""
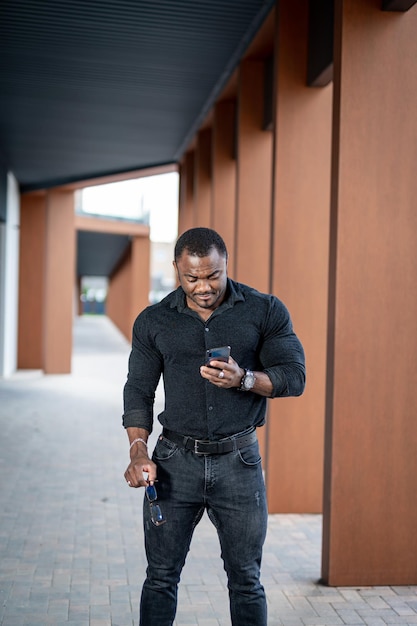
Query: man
123 227 305 626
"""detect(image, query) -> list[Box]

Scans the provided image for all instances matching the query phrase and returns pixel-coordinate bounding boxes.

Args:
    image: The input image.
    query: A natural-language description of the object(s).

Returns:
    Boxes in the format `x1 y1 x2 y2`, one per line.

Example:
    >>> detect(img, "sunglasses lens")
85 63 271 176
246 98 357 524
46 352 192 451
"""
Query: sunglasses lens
146 484 157 502
150 503 166 526
145 484 166 525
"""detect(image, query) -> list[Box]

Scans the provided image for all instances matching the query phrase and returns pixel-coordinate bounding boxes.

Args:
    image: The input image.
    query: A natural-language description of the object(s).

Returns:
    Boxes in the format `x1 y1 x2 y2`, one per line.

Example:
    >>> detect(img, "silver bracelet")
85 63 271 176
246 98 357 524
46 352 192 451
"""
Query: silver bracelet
129 437 148 451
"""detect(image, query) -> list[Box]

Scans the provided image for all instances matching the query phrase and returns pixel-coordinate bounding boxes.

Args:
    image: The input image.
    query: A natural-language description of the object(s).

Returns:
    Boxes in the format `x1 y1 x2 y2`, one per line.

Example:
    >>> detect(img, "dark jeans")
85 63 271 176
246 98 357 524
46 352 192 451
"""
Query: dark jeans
139 430 268 626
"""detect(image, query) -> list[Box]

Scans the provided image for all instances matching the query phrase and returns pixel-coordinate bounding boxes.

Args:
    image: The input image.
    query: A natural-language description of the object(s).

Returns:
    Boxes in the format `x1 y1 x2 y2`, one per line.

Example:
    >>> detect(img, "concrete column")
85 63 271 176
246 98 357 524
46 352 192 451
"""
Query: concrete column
0 173 20 377
235 59 272 291
212 99 237 275
322 0 417 585
194 129 212 227
266 0 332 513
43 190 75 374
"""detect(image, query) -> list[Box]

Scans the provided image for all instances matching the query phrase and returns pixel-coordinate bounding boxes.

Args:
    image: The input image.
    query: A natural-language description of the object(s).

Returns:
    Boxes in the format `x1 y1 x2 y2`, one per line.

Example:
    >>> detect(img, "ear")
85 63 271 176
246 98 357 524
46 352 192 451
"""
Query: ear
173 260 179 279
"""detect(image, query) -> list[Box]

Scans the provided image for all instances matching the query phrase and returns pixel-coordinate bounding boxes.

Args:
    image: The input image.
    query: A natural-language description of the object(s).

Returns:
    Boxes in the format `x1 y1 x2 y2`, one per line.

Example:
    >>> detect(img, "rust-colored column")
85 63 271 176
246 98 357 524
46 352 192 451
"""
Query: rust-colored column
130 235 151 334
235 59 272 291
107 235 150 342
76 276 82 316
178 162 186 236
194 129 212 228
178 151 195 235
43 190 76 374
18 192 47 369
322 0 417 585
212 99 237 276
234 58 273 459
107 249 132 340
267 0 332 513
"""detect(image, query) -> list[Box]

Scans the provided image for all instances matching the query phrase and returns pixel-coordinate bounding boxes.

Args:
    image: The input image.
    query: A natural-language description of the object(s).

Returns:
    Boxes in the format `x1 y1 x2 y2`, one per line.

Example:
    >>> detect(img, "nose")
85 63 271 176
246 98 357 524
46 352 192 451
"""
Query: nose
194 279 211 293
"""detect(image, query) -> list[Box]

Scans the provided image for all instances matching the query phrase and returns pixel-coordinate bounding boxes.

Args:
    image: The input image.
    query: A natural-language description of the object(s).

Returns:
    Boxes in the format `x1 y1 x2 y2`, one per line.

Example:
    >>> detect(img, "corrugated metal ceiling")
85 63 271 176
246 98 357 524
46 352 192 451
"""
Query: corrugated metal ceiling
0 0 275 192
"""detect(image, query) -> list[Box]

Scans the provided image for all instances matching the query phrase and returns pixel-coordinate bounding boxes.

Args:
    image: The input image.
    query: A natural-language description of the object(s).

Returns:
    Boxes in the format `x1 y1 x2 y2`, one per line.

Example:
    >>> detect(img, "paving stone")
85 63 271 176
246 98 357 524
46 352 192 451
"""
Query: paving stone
0 316 416 626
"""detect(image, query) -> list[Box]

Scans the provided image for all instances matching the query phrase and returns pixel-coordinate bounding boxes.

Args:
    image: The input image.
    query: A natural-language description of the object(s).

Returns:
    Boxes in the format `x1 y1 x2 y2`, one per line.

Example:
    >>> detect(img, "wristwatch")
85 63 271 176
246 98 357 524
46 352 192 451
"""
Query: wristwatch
239 368 256 391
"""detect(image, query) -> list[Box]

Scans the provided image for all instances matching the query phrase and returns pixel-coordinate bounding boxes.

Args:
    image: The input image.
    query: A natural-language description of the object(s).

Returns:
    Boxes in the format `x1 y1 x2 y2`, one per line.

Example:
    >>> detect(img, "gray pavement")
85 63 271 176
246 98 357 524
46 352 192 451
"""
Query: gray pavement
0 315 416 626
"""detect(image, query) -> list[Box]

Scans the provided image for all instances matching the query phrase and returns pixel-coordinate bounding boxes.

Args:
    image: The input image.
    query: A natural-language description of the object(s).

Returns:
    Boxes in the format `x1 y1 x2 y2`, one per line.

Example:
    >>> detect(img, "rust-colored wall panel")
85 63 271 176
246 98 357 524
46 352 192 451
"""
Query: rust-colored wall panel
212 99 237 277
194 129 212 228
322 0 417 585
107 250 132 341
18 193 47 369
177 161 186 236
178 151 195 235
43 190 76 374
130 236 151 331
76 276 82 316
235 60 272 292
267 0 332 513
107 236 151 343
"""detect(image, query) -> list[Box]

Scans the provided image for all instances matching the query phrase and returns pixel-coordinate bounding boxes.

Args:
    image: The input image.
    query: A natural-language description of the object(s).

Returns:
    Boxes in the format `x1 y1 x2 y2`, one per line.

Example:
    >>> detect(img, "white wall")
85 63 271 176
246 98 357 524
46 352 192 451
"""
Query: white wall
0 172 20 377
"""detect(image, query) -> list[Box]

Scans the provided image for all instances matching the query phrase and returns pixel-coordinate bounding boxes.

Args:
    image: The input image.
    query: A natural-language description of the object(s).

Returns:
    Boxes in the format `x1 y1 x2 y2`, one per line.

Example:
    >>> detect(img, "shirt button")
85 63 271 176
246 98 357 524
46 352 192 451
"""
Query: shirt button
205 328 209 332
208 406 213 411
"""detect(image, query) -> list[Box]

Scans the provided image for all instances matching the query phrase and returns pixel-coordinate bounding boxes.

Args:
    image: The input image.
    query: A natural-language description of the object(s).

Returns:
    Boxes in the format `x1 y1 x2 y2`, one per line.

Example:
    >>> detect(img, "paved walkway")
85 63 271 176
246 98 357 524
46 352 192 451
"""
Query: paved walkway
0 316 416 626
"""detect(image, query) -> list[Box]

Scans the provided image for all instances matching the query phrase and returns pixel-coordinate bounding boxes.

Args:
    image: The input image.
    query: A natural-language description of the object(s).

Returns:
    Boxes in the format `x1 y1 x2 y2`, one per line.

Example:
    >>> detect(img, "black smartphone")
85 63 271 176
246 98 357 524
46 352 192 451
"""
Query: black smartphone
205 345 231 367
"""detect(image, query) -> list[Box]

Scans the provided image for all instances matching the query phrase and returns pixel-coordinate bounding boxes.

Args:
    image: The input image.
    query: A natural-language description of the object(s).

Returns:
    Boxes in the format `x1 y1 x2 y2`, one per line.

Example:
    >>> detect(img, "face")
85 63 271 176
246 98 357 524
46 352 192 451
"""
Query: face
174 247 228 315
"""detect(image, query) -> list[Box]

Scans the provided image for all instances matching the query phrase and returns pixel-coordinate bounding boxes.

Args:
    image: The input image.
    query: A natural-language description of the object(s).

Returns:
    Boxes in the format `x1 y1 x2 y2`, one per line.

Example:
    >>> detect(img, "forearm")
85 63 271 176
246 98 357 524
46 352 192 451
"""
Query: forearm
126 427 150 459
124 427 158 487
247 370 273 397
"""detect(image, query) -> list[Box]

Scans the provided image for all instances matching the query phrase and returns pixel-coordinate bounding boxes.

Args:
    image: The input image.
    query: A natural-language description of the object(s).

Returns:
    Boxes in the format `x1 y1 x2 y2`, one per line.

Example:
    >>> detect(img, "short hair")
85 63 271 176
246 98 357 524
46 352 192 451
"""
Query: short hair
174 228 228 262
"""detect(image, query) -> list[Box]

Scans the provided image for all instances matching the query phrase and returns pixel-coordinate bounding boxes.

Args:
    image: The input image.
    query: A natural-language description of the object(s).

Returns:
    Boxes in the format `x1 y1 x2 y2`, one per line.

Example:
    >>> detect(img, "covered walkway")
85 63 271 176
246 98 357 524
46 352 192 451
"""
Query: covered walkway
0 316 416 625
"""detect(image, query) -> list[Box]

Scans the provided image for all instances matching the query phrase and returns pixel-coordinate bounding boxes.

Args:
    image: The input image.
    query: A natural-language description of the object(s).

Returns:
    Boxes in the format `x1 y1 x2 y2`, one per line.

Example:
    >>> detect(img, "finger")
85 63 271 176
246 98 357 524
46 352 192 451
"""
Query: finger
124 472 135 487
143 461 158 485
210 359 229 371
146 468 158 484
125 466 146 488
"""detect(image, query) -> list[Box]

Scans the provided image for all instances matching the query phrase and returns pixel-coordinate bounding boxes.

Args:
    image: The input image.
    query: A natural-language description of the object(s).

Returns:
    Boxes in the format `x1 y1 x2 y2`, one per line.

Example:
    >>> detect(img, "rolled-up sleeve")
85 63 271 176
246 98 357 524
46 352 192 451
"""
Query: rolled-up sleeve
122 310 162 432
260 296 306 398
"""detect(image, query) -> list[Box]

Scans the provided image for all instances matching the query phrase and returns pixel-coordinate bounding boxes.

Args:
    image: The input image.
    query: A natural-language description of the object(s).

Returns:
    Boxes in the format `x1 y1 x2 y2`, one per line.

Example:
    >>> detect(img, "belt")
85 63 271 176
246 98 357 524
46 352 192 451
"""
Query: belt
162 428 257 455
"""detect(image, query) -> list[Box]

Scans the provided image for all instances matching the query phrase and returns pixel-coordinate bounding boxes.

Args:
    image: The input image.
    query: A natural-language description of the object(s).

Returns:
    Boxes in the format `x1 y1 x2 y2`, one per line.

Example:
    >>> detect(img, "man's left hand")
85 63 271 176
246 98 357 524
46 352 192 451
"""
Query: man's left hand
200 356 243 388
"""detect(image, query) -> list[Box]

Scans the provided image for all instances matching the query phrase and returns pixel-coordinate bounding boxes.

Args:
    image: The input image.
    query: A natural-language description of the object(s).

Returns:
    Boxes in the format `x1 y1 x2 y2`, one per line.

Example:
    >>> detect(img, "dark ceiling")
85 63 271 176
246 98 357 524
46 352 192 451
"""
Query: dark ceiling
0 0 275 193
76 230 131 277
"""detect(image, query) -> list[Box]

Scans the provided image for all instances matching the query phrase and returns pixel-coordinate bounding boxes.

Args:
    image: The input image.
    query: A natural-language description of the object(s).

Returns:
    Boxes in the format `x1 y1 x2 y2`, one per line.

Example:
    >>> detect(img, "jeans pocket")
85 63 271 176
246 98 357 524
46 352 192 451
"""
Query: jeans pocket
237 440 262 467
153 435 179 461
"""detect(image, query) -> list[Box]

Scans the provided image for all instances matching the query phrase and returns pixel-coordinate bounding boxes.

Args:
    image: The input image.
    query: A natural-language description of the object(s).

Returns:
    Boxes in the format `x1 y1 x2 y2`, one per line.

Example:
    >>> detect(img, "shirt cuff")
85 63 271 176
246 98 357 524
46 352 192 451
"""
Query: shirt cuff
263 368 289 398
122 409 153 433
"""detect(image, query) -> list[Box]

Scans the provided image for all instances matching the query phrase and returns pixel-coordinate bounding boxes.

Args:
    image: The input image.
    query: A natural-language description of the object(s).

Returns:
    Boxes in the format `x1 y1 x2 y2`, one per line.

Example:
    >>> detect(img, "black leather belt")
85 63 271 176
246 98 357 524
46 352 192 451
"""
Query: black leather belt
162 428 257 455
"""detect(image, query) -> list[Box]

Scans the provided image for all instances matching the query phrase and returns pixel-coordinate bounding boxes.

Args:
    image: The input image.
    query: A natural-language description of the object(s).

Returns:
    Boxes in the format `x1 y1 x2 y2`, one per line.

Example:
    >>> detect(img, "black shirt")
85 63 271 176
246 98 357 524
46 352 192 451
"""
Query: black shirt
123 279 306 439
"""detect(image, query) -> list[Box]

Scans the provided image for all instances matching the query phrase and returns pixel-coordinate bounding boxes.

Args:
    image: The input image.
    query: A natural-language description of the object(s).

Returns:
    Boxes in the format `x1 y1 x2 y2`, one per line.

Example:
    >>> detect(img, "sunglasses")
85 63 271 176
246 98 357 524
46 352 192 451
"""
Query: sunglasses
145 483 166 526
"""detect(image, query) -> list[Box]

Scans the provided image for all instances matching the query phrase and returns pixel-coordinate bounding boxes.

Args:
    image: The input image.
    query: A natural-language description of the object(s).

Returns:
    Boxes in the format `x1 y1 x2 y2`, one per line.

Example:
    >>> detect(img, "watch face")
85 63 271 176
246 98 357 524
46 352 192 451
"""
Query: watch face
243 370 255 389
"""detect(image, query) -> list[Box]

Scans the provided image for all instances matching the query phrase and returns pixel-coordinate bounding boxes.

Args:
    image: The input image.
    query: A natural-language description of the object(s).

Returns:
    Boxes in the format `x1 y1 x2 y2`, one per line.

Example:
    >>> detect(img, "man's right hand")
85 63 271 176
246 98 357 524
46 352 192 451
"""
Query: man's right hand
124 449 158 487
124 430 158 487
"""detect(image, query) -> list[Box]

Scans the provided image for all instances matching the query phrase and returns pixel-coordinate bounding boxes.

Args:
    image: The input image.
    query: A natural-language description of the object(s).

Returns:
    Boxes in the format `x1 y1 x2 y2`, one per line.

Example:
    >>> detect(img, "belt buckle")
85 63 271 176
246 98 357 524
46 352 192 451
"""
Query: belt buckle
194 439 208 455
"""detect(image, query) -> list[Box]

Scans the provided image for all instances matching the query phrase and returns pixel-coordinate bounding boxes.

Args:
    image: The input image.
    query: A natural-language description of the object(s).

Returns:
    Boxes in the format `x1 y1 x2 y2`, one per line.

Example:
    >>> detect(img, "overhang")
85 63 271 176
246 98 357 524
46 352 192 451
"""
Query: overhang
0 0 275 193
